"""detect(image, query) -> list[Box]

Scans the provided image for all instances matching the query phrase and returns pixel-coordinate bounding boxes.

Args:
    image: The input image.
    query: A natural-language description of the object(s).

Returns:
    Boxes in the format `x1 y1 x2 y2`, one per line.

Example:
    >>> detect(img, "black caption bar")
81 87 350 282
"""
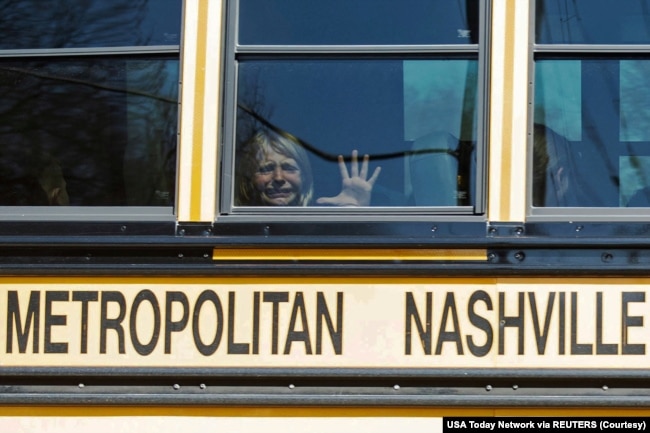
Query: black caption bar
444 418 648 433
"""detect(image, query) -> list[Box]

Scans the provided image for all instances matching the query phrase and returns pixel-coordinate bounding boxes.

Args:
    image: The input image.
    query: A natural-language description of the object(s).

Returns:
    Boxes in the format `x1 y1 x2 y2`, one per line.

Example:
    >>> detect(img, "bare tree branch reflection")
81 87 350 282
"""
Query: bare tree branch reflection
0 0 180 206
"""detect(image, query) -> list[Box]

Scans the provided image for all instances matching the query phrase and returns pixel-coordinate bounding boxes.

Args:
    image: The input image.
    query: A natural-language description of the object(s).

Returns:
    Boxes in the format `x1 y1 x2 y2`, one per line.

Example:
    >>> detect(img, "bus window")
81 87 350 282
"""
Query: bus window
531 1 650 213
239 0 478 45
0 0 181 210
221 0 485 214
536 0 650 45
234 59 478 208
0 0 180 49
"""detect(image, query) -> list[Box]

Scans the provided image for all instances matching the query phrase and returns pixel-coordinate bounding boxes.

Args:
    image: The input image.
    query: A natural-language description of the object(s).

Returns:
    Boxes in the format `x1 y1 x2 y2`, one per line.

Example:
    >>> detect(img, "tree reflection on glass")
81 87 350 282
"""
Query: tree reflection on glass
0 0 180 206
0 0 181 49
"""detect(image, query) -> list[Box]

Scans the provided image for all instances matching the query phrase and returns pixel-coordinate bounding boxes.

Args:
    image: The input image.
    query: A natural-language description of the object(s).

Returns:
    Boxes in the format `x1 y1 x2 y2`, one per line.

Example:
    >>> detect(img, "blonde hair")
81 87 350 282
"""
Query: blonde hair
235 129 314 206
532 123 574 207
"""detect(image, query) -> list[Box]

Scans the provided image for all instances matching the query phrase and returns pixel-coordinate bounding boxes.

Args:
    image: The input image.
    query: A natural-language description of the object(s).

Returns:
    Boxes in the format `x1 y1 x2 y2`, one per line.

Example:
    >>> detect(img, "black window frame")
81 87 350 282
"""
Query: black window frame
219 0 491 224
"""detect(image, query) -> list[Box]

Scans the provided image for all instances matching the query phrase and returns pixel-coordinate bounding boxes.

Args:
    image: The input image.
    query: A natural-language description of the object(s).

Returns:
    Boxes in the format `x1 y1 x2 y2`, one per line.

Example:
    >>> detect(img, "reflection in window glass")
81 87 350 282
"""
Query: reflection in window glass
621 61 650 142
534 61 581 141
536 0 650 44
239 0 479 45
0 0 182 49
234 59 477 207
0 58 179 206
534 58 650 208
620 156 650 207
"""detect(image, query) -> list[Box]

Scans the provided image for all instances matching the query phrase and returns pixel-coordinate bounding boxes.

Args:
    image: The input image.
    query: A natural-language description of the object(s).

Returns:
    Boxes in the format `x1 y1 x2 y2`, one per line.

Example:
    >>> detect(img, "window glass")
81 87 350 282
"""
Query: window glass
0 0 181 49
533 58 650 208
234 59 478 207
536 0 650 45
0 57 179 206
239 0 479 45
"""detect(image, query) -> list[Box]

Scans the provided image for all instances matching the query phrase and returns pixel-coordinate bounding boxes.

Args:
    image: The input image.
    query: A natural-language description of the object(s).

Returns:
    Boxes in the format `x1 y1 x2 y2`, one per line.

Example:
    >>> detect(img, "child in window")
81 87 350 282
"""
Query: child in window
235 129 380 207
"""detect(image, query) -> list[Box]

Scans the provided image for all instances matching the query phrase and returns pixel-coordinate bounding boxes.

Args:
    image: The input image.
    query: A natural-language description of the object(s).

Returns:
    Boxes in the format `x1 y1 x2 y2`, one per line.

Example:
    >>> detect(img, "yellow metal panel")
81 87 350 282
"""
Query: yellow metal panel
212 248 488 261
2 407 650 433
1 276 650 369
488 0 530 222
188 0 209 221
177 0 221 222
3 406 650 417
5 406 650 417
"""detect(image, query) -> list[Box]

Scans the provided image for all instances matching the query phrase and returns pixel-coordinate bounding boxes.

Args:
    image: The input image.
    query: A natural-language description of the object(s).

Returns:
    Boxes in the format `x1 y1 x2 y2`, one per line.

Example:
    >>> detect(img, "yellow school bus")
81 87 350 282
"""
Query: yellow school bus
3 0 650 431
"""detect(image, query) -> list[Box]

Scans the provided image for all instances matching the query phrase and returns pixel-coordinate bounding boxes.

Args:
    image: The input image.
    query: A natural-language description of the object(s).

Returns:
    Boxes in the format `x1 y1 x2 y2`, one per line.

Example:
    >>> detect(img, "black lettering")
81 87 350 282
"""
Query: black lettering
6 291 40 354
129 290 161 356
571 292 592 354
435 292 463 355
72 291 98 354
284 292 312 355
228 291 250 354
622 292 645 355
528 292 555 355
405 292 431 355
252 291 260 355
192 290 223 356
100 291 126 354
44 291 68 354
263 292 289 355
596 292 617 355
316 292 343 355
467 290 493 357
499 292 524 355
164 291 189 354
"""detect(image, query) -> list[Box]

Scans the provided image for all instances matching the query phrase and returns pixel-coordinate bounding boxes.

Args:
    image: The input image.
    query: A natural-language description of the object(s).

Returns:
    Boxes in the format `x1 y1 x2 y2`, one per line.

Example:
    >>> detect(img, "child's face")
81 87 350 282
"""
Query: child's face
253 147 303 205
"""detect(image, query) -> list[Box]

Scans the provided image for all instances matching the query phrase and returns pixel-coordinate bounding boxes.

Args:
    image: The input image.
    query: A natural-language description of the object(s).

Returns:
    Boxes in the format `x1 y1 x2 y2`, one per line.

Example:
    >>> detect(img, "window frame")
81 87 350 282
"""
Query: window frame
218 0 491 223
528 0 650 221
0 2 182 222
